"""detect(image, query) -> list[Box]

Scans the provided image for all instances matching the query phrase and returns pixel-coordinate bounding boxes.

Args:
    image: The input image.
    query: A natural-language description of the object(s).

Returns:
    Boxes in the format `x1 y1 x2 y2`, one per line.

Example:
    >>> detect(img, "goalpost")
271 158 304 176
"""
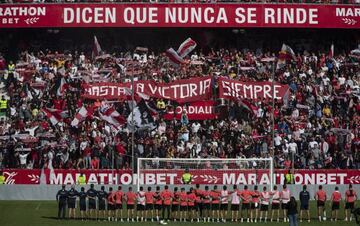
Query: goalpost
137 158 274 192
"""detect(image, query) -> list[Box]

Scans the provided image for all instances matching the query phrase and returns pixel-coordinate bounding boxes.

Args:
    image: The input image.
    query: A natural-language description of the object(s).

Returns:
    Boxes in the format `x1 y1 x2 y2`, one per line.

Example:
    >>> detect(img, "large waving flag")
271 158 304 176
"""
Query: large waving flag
71 106 92 127
166 37 197 65
166 48 185 65
99 104 126 128
177 38 197 58
42 108 62 126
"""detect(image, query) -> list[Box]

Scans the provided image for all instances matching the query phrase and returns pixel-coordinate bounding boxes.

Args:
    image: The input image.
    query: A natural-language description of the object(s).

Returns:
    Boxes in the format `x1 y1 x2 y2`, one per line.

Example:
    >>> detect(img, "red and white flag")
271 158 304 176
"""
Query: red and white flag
42 108 62 126
92 35 102 59
71 106 91 127
239 99 258 116
166 48 185 65
56 77 67 96
177 38 197 58
99 105 126 128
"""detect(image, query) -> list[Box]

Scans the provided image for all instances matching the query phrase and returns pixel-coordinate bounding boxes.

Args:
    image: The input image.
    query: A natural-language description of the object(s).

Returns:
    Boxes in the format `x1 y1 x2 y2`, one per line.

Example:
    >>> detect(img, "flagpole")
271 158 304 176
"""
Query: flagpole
131 59 135 172
271 60 275 157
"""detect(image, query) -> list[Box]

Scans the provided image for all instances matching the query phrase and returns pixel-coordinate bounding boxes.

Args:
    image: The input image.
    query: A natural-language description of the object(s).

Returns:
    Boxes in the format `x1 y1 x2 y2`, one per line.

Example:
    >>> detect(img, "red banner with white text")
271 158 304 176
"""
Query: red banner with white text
218 77 289 101
2 169 360 185
82 76 212 103
163 101 217 120
0 4 359 28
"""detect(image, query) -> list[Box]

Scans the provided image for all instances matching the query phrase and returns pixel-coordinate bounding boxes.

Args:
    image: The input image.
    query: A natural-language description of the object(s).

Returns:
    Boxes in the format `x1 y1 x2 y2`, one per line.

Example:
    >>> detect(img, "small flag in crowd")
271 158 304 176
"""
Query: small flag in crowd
349 45 360 61
166 48 185 65
56 77 67 96
71 106 92 127
42 108 62 126
238 99 258 116
127 99 157 131
99 104 126 128
92 35 102 59
166 37 197 65
277 43 296 70
177 38 197 58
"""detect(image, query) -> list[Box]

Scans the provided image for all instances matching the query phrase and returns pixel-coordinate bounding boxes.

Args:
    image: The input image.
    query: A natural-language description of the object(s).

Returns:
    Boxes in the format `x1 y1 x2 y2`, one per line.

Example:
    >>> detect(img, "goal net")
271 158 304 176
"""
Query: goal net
137 158 273 192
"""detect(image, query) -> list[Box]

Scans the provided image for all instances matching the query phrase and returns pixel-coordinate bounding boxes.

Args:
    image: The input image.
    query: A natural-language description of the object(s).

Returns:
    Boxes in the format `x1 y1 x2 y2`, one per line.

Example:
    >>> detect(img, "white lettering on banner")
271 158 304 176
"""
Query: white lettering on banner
63 7 116 24
165 7 228 24
336 8 360 17
50 173 62 185
123 7 158 24
88 173 98 184
221 81 283 100
42 172 353 185
264 7 318 25
0 7 46 17
235 7 257 24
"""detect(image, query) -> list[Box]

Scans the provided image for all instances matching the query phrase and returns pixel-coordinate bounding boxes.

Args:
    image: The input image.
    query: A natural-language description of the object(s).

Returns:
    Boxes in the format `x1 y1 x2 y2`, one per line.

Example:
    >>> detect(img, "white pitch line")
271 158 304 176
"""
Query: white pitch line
35 203 41 210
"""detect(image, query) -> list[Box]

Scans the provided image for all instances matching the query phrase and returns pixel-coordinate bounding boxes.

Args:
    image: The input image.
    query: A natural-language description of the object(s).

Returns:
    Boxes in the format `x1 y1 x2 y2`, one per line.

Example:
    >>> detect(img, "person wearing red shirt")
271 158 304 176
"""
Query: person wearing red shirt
315 185 327 221
251 185 261 223
145 187 154 222
330 186 342 221
107 187 116 221
345 184 358 221
91 157 99 169
202 186 211 222
240 185 252 223
194 184 204 222
126 187 136 222
160 185 173 223
171 187 180 222
115 186 124 222
153 186 162 222
187 187 197 222
179 187 188 222
210 185 220 222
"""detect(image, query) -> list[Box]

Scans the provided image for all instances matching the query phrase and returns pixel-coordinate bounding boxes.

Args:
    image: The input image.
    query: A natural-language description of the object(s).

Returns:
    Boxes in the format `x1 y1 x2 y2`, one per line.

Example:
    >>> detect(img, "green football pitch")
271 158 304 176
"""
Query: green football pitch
0 201 358 226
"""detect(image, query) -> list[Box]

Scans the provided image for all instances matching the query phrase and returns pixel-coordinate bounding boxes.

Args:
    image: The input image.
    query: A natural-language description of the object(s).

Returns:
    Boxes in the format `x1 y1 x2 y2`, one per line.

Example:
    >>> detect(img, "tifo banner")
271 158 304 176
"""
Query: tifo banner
82 82 131 100
2 169 360 185
0 4 359 28
163 101 217 120
219 77 289 100
82 76 212 103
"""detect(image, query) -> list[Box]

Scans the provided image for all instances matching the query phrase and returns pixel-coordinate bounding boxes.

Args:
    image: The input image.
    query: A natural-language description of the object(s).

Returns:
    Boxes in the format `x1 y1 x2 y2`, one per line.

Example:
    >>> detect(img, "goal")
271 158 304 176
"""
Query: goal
137 158 274 192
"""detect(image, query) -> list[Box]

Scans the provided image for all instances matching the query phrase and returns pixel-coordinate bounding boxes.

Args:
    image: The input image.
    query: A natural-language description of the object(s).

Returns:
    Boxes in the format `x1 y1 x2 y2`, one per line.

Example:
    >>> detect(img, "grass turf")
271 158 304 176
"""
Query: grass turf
0 201 358 226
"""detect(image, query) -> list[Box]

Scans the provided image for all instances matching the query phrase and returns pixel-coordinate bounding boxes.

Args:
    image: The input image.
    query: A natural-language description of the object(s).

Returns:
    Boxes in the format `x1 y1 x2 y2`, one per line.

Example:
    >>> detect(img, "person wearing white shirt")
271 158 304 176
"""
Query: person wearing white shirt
230 185 240 222
220 186 229 222
308 138 318 150
137 187 146 222
288 139 298 154
320 138 329 157
191 122 201 134
19 152 29 168
274 134 282 149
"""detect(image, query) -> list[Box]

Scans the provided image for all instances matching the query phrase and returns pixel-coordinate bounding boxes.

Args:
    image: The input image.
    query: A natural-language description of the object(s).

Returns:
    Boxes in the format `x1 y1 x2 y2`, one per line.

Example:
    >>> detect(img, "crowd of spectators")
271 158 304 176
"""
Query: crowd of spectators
0 42 359 171
1 0 360 4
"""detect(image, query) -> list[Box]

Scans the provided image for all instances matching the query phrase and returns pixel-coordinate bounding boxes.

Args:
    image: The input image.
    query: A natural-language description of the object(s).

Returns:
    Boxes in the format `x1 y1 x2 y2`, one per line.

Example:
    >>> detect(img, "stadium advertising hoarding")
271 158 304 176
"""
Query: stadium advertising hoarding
0 4 359 28
3 169 359 185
